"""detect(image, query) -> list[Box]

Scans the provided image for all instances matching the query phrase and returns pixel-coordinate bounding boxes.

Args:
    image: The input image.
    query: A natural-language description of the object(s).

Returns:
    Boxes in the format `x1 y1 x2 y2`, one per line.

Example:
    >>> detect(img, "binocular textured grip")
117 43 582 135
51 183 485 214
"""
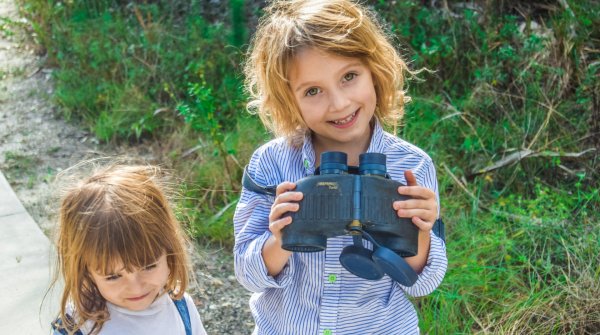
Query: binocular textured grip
282 175 354 252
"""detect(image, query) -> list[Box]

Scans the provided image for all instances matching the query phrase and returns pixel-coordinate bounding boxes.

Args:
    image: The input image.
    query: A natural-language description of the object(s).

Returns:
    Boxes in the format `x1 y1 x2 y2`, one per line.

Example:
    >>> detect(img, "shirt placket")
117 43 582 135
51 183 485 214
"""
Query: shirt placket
318 244 343 335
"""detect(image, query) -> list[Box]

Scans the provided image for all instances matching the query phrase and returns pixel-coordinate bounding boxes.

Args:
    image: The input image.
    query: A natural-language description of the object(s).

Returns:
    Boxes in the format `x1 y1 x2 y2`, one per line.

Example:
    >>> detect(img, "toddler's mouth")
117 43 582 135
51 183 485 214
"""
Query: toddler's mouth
329 110 358 126
127 292 150 301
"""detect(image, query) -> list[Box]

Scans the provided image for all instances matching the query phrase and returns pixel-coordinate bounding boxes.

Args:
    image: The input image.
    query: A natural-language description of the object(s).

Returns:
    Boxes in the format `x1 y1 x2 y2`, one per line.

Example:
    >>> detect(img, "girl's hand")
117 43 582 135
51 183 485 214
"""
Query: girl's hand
393 170 437 232
268 182 303 241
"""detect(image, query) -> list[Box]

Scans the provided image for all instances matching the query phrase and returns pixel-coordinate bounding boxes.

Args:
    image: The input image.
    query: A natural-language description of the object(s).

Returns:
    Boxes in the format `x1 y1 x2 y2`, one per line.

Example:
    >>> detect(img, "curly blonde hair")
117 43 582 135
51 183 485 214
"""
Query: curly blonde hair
51 164 190 334
244 0 411 139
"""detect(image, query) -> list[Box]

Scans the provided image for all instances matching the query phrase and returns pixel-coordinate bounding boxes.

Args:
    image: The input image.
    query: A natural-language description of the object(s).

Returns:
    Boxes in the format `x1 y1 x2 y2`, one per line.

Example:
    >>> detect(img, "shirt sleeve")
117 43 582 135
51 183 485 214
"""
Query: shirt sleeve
398 156 448 296
184 293 207 335
233 153 297 293
400 232 447 296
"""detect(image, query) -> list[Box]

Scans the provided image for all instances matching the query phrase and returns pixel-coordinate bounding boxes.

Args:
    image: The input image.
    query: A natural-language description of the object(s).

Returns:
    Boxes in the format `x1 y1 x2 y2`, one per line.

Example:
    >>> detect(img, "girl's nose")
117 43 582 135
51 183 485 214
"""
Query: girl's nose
328 88 351 113
123 272 144 291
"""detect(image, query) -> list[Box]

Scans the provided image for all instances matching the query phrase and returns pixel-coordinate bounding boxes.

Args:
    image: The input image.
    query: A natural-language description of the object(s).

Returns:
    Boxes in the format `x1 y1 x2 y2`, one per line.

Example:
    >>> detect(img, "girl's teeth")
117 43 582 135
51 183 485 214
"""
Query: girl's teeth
333 111 356 125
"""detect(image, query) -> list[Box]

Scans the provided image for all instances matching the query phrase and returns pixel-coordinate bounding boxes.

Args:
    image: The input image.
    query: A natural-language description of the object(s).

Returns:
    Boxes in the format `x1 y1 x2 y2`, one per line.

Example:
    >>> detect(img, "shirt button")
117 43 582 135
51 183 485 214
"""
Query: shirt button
323 330 332 335
328 274 337 283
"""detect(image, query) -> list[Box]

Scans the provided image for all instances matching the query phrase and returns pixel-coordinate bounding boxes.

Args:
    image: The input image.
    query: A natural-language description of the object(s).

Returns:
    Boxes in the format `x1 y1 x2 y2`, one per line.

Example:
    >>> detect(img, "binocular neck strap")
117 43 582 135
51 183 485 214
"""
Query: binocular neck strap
432 218 446 243
242 165 277 197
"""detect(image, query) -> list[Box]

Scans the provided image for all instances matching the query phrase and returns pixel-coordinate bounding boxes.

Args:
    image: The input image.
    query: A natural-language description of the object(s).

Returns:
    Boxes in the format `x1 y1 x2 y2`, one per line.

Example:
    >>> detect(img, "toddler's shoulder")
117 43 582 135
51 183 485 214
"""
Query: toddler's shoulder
182 292 195 308
52 303 92 335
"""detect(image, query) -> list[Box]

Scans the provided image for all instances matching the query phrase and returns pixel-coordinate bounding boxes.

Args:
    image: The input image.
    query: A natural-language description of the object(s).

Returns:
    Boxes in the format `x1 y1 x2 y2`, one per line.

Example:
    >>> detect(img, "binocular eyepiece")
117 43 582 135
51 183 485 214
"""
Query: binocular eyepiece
319 151 387 176
282 151 419 286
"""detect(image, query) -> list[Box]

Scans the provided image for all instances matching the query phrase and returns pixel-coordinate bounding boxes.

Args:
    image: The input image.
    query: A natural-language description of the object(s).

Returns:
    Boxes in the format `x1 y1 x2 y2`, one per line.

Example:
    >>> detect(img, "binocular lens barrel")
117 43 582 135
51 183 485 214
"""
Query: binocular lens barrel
320 151 348 175
359 153 387 176
320 152 387 176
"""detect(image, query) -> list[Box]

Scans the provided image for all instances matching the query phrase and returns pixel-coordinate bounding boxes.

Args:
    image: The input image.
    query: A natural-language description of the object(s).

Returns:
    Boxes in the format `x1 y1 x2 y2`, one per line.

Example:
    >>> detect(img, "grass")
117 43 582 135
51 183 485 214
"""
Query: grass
175 116 269 244
17 0 600 333
0 16 16 37
417 177 600 333
1 151 40 186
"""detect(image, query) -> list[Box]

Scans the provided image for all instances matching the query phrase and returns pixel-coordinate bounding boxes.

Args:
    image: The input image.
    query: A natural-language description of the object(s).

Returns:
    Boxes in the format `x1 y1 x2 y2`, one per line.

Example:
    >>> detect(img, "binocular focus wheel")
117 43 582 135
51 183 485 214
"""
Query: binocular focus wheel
339 245 384 280
372 246 418 286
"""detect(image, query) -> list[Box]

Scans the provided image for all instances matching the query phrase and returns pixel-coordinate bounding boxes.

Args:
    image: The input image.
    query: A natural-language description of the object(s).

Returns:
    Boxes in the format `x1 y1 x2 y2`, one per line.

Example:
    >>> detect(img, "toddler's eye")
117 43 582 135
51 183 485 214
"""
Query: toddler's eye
143 263 157 271
343 72 357 82
105 274 121 281
305 87 321 97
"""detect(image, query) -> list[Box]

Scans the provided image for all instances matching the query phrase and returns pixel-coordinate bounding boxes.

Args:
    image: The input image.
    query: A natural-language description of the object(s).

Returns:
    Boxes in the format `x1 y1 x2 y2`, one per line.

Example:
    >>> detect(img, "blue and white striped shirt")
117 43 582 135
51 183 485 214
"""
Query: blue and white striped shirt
233 121 447 335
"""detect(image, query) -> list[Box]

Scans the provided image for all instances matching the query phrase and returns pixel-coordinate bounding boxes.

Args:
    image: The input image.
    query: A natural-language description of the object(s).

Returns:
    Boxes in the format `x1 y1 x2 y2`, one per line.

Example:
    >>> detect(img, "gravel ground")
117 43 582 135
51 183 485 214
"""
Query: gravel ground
0 0 253 333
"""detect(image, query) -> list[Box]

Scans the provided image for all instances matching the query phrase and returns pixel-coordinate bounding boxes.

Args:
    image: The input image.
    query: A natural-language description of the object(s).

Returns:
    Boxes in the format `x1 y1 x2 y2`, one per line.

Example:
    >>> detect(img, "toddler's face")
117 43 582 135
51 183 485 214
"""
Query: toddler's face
90 253 170 311
289 47 376 155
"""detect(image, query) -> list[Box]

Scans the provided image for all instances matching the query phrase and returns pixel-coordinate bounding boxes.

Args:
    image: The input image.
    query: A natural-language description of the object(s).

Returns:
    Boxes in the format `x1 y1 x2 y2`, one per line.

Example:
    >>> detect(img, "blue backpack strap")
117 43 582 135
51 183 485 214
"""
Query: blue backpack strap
172 297 192 335
51 314 84 335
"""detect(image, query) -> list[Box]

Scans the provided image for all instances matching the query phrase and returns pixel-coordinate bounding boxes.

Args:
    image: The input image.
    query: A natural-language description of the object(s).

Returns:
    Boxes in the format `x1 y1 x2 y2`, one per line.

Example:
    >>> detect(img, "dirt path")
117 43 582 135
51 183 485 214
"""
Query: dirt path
0 1 252 333
0 1 96 235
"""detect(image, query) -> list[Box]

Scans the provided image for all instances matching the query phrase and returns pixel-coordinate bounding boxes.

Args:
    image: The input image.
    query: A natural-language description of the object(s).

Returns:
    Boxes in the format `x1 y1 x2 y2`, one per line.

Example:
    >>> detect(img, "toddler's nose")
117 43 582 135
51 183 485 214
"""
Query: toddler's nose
123 272 145 291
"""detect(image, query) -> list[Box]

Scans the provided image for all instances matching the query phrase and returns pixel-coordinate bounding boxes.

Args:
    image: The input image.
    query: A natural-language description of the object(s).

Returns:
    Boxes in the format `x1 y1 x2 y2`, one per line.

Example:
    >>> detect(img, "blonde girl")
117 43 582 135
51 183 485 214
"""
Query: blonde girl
50 164 206 335
234 0 448 334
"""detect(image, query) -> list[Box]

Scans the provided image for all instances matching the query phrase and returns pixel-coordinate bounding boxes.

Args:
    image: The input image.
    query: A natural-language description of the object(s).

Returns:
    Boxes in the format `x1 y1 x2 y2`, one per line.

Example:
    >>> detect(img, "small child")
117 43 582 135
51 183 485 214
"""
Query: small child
234 0 448 334
50 164 207 335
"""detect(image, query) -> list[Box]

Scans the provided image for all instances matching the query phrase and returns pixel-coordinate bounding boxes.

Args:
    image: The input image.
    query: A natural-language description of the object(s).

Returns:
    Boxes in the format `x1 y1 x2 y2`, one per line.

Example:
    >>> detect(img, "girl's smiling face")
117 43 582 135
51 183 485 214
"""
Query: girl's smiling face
289 47 376 160
90 253 170 311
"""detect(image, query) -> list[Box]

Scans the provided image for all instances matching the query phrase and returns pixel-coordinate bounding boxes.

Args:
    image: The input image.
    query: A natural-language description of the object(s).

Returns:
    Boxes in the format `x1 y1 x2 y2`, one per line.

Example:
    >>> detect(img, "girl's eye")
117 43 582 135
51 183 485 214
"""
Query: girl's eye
305 87 321 97
143 264 157 271
343 72 357 82
105 274 121 281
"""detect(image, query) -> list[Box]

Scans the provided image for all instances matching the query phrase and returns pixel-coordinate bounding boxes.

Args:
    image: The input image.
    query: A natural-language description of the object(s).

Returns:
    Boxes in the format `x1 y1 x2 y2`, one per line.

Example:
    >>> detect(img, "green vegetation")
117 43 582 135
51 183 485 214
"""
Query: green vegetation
17 0 599 333
371 2 599 332
2 151 40 188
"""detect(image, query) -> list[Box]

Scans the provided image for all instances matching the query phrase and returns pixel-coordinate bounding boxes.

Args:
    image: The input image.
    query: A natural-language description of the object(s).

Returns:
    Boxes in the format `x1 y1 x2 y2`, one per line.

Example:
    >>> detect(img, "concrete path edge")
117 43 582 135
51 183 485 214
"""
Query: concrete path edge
0 170 59 334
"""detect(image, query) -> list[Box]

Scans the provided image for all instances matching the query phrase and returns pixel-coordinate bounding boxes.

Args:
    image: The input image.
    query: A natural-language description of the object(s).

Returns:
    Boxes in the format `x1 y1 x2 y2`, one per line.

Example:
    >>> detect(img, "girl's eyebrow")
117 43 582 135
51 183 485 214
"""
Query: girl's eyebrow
292 61 364 93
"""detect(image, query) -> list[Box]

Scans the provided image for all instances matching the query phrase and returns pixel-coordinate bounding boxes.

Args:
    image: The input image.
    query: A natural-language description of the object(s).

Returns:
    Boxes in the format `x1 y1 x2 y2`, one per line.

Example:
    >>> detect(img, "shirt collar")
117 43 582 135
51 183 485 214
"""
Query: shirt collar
300 118 386 174
366 119 386 154
301 131 316 175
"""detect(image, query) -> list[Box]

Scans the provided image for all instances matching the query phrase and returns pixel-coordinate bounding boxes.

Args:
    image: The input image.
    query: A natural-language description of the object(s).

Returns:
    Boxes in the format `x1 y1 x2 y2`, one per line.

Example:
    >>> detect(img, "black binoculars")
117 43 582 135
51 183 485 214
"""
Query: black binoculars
281 152 419 286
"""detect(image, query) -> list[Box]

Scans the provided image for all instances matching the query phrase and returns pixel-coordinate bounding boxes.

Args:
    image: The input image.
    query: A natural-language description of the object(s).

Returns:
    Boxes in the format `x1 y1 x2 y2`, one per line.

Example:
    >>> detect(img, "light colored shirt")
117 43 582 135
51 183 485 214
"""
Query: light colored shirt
234 121 448 335
64 292 207 335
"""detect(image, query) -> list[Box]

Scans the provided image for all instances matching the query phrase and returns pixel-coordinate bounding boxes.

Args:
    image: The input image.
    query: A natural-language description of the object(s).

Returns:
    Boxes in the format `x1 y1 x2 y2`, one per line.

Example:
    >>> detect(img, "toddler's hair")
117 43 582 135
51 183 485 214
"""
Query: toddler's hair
52 164 190 334
244 0 411 139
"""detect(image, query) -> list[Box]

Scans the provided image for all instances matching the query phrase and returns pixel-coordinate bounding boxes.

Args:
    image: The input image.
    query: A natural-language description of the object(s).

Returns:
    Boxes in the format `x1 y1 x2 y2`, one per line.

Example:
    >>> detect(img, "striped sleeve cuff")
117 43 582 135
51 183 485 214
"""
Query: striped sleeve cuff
400 231 448 297
236 231 296 292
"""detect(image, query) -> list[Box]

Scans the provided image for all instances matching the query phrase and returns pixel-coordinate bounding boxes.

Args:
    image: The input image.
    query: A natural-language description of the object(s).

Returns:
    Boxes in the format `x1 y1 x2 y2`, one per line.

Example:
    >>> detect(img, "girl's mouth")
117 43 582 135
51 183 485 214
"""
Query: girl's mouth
126 292 150 301
329 110 358 128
